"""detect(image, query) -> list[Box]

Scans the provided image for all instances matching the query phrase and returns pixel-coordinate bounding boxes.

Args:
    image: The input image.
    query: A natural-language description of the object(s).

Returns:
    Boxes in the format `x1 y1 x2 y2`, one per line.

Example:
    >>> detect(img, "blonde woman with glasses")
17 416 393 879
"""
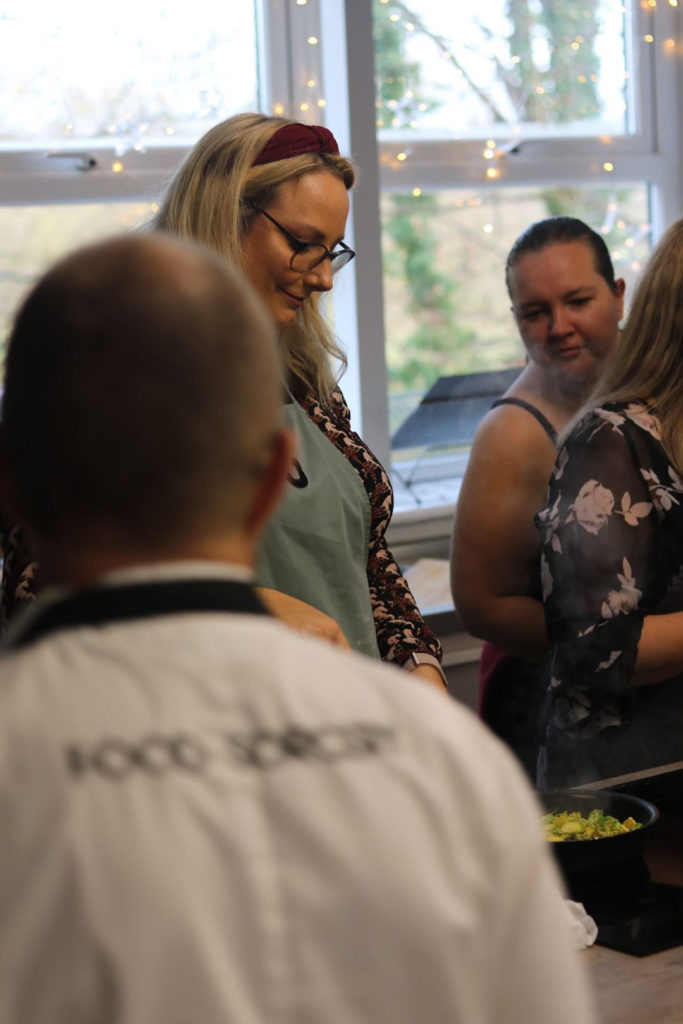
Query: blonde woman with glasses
1 114 445 689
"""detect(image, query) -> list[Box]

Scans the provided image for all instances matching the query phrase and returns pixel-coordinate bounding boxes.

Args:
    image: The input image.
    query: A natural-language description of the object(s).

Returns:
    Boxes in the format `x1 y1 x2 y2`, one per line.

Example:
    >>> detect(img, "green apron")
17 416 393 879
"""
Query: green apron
257 399 380 658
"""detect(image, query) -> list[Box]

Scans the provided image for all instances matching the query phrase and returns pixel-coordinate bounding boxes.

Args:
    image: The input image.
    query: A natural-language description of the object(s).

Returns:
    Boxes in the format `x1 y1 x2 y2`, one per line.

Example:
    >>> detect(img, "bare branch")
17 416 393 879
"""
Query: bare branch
389 0 508 123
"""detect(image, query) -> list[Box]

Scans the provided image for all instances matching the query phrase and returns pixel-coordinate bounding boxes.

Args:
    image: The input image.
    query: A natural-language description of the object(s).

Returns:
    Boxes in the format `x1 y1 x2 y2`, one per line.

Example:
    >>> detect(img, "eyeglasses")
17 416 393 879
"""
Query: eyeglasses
252 206 356 274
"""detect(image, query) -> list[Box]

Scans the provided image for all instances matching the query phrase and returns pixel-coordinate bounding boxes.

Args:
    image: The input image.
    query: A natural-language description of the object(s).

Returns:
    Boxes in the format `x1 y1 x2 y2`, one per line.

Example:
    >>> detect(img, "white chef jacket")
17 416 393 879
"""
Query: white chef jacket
0 563 596 1024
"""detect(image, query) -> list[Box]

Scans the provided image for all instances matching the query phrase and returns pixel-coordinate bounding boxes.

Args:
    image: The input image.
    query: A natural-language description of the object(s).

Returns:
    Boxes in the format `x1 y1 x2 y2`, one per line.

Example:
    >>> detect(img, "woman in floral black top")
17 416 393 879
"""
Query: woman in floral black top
537 219 683 786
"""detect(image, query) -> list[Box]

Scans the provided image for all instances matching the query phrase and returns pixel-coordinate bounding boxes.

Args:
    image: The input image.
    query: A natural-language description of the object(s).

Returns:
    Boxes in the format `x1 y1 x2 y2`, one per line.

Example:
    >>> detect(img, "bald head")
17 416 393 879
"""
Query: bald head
2 233 282 556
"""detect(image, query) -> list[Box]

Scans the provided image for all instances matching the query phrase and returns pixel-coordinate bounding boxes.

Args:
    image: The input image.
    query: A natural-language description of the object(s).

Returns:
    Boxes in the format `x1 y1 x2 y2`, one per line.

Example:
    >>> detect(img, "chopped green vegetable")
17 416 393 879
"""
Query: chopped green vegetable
542 809 642 842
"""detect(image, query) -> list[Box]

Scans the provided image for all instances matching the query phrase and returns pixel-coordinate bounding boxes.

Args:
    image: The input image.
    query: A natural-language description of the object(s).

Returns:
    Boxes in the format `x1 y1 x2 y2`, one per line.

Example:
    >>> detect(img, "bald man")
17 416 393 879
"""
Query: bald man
0 234 595 1024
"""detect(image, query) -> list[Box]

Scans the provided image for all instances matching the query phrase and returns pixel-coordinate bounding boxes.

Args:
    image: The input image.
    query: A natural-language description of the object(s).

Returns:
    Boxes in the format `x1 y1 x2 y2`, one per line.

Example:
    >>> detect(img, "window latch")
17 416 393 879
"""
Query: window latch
47 151 98 172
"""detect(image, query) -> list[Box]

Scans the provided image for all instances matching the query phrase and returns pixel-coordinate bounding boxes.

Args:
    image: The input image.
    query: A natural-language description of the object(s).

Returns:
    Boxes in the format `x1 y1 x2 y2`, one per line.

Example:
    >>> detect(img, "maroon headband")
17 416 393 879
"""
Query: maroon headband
252 122 340 166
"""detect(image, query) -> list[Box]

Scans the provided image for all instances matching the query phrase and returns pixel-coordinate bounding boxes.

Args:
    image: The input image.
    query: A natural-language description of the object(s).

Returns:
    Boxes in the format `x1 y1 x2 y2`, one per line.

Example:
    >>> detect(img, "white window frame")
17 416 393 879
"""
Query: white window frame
0 1 327 200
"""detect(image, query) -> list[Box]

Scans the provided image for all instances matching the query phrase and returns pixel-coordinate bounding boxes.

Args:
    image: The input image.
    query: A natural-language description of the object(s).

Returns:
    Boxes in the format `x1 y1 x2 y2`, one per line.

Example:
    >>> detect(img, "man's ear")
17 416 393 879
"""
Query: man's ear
244 427 296 541
614 277 626 321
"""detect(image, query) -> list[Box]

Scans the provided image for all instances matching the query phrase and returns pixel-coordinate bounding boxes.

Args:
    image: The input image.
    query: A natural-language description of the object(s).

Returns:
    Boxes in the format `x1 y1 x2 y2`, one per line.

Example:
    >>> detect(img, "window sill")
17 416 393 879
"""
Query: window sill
387 497 457 567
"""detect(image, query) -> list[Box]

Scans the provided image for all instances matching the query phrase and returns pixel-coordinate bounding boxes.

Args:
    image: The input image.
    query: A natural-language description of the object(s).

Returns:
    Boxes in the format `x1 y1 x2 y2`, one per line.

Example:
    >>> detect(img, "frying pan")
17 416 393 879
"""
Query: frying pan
538 787 659 875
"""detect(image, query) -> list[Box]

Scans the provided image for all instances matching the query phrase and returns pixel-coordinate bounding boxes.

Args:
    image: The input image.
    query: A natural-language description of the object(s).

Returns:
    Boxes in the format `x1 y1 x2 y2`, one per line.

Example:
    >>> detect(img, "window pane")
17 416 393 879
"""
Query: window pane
386 183 650 512
0 1 259 149
373 0 632 141
0 203 153 359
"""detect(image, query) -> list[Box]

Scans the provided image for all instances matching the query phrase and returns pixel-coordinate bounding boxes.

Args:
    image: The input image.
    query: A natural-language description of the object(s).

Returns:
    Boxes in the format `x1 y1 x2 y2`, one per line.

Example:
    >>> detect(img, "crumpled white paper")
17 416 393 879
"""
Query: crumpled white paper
564 899 598 949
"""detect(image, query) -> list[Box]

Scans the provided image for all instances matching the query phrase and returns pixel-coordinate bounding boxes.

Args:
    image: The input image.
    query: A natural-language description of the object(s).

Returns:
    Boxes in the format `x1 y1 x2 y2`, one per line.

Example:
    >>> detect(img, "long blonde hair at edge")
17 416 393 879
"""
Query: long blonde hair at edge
562 218 683 471
152 112 356 403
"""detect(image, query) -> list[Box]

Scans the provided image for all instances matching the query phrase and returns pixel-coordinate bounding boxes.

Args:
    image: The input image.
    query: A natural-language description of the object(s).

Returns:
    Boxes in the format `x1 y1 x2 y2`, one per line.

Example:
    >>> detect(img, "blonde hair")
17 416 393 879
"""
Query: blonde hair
562 218 683 469
152 112 356 402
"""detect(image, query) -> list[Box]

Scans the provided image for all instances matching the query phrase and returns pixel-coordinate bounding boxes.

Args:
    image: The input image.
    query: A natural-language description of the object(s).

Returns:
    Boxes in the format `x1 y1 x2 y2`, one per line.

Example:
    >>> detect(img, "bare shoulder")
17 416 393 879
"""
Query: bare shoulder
467 402 557 479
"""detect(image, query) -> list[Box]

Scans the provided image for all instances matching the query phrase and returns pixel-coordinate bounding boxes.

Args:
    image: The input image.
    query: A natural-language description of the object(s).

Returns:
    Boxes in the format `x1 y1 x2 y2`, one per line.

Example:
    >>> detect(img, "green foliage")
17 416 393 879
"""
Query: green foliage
373 0 609 397
383 192 477 393
506 0 601 123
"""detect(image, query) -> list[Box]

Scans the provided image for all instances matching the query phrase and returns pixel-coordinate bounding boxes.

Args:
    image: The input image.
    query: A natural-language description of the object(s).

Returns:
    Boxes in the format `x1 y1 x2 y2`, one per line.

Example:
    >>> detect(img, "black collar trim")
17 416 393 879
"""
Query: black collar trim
8 579 269 650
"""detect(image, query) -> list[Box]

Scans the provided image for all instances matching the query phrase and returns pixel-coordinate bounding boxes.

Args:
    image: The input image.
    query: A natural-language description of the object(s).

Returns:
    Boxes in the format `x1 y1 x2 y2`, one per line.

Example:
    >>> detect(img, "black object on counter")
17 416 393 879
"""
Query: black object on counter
540 788 683 956
567 861 683 956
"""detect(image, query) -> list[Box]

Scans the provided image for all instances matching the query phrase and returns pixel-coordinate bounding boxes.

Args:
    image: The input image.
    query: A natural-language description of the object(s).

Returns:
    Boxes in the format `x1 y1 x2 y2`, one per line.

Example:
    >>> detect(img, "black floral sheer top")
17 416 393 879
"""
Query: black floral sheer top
535 400 683 783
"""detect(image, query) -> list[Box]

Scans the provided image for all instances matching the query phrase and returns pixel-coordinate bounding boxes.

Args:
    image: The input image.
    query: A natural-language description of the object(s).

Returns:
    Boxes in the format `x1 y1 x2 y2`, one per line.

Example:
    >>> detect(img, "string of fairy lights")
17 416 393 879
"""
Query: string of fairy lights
363 0 682 275
33 0 680 274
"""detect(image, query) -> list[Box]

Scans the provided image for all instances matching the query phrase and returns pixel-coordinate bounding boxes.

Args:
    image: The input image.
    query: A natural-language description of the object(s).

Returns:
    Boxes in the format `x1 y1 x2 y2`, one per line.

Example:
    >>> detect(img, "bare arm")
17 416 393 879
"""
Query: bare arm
255 588 447 689
255 587 351 649
629 613 683 687
450 408 556 662
407 662 448 692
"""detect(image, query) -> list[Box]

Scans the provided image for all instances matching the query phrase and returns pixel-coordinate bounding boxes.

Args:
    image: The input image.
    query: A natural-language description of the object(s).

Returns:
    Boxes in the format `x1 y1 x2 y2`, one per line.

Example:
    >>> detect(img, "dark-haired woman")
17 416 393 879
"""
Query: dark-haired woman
451 217 625 775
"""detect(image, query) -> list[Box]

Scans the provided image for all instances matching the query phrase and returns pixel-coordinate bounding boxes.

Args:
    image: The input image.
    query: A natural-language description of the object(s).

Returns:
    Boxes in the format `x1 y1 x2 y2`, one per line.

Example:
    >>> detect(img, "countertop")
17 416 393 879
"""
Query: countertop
583 801 683 1023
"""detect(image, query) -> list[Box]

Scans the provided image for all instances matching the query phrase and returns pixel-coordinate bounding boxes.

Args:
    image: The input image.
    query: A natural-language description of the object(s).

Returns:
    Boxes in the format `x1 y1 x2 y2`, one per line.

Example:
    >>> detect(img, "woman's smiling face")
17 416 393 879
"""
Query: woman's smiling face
241 169 350 332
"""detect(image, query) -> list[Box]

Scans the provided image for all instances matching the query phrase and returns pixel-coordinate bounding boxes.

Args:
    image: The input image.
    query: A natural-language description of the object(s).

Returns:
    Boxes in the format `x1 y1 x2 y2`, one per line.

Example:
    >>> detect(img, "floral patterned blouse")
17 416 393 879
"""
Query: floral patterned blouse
535 399 683 785
0 387 442 668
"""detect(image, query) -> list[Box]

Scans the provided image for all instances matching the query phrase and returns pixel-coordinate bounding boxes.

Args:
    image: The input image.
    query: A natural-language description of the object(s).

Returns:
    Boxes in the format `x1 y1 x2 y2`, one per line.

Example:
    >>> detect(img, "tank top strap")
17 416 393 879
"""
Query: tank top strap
491 397 557 445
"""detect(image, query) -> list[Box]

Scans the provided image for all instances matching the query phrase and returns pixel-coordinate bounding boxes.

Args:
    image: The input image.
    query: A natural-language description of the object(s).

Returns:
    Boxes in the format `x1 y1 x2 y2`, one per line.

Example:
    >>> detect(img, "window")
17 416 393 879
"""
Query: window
0 0 261 351
0 203 154 349
366 0 683 514
374 0 633 141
